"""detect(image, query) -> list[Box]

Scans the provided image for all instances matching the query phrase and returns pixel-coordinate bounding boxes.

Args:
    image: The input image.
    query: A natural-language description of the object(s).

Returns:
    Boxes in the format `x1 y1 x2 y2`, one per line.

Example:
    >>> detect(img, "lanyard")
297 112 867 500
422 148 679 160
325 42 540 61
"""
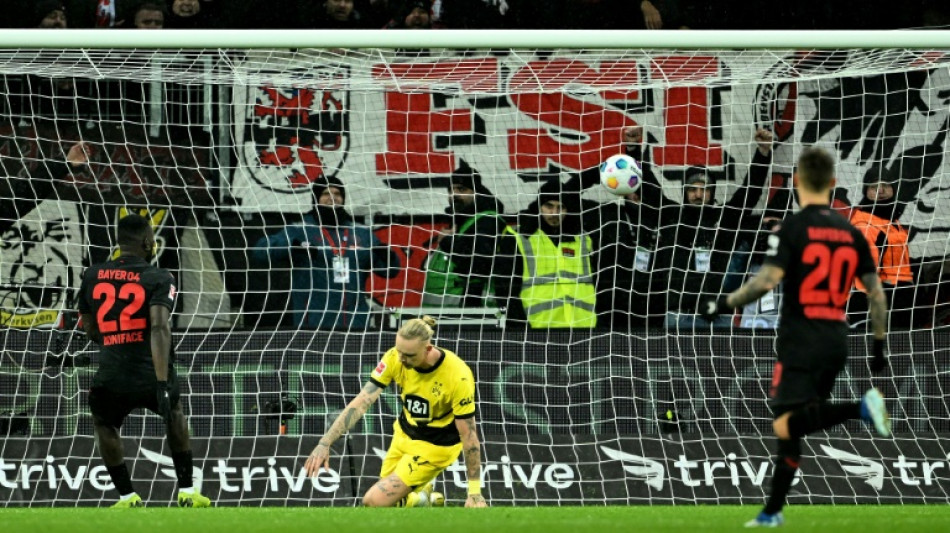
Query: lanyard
320 228 350 256
320 228 350 257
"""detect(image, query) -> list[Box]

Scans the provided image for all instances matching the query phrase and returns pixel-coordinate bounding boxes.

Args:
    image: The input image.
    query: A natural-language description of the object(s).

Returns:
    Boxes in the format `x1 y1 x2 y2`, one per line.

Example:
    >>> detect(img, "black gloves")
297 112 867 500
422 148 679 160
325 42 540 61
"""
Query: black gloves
870 338 888 373
698 296 731 321
156 381 172 425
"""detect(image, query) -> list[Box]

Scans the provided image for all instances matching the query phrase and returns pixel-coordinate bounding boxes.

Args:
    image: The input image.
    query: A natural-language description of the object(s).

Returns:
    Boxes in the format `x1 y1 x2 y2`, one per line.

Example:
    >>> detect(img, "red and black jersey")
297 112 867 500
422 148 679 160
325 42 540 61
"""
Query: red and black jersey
763 205 876 359
78 255 176 391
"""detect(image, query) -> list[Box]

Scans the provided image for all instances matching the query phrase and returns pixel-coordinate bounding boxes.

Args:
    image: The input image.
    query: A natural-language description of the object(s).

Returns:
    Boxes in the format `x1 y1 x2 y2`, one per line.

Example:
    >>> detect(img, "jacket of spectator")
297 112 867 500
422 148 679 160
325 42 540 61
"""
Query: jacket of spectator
624 131 771 315
847 169 917 328
423 160 507 308
252 178 399 330
850 209 913 285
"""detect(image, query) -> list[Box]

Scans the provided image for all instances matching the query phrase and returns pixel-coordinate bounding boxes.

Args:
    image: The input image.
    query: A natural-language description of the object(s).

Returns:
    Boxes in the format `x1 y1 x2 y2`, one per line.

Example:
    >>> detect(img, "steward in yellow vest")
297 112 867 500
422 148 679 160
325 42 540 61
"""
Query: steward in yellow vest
503 188 597 329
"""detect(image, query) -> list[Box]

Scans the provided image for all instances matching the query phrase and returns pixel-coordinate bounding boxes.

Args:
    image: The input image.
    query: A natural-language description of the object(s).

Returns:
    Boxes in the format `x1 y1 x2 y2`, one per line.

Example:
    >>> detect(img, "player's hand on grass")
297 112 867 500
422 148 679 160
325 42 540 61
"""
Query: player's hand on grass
305 442 331 477
465 494 488 508
870 338 888 373
156 381 172 425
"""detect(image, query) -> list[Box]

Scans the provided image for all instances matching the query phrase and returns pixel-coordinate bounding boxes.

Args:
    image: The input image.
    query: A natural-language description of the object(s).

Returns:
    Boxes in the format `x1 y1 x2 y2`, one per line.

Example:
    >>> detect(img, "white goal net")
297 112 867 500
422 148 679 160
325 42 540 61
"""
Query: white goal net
1 34 949 506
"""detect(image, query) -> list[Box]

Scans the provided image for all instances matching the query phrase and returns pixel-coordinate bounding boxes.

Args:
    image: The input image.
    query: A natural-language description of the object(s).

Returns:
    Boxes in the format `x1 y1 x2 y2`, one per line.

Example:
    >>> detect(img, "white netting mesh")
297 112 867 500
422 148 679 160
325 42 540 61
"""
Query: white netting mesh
0 44 948 506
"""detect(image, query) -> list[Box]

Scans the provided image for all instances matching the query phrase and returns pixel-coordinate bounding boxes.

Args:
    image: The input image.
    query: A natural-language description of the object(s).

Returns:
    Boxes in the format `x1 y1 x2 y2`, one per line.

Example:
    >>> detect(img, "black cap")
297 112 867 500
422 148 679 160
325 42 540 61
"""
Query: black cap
312 176 346 204
536 179 582 213
684 167 712 187
537 180 562 206
33 1 66 26
401 0 430 14
450 159 483 192
862 165 898 187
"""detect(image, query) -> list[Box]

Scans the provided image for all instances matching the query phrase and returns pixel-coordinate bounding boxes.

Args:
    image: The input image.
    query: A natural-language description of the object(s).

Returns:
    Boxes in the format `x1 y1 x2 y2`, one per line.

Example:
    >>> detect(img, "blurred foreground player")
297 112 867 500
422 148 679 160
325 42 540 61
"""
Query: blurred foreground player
78 214 210 508
699 147 890 527
305 316 488 508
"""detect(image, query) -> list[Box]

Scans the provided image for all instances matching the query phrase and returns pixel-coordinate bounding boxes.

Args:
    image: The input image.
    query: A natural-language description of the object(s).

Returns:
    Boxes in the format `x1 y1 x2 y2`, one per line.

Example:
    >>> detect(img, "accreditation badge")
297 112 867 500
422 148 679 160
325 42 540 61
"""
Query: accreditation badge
634 246 652 272
760 289 776 312
694 247 711 273
332 256 350 284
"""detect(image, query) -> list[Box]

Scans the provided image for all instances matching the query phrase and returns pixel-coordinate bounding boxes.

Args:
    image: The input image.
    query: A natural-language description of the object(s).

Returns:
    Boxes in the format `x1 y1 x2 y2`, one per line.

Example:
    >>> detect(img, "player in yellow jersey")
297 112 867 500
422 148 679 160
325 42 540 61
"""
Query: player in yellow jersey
304 316 488 508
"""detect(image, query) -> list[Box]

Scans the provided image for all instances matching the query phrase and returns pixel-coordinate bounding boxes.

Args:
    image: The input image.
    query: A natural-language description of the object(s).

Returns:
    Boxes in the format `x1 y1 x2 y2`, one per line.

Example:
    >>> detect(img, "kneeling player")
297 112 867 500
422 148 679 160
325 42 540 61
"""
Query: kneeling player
79 214 211 508
305 317 488 508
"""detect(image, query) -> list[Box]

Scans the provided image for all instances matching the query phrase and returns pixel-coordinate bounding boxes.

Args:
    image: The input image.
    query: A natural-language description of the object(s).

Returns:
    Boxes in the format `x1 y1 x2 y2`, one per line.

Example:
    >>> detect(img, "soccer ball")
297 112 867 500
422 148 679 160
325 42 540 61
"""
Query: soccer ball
599 154 642 195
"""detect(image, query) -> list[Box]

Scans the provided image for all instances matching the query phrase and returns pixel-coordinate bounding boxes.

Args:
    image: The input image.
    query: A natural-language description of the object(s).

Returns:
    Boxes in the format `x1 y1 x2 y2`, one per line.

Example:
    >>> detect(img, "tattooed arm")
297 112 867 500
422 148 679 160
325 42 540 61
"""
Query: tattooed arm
305 381 384 476
860 272 888 341
726 264 785 309
454 415 488 508
861 271 890 372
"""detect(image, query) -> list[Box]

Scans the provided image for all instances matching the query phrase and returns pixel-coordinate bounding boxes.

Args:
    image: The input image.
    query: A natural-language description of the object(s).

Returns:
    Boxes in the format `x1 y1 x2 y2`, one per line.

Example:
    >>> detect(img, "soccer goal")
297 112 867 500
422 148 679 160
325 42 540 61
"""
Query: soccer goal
0 30 949 507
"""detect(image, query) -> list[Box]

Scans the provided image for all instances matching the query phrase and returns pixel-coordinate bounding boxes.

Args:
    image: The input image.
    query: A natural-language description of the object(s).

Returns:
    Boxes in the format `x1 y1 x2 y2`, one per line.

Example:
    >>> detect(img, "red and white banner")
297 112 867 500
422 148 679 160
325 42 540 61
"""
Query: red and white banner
228 53 778 217
227 52 950 258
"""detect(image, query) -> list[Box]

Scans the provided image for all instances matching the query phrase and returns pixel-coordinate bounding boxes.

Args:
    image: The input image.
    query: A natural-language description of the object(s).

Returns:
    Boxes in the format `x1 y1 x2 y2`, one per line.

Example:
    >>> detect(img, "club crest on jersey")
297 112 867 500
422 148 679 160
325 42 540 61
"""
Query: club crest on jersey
374 361 386 375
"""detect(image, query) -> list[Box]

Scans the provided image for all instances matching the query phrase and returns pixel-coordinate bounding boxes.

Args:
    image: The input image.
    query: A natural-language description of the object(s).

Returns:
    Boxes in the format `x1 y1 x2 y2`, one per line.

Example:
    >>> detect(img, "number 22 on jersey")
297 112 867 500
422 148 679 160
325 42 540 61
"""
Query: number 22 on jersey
92 282 147 333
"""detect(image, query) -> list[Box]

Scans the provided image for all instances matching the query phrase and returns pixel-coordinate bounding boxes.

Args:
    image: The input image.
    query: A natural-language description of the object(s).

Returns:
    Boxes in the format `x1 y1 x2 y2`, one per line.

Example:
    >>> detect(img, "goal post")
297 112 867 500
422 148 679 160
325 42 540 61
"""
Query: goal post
0 31 949 507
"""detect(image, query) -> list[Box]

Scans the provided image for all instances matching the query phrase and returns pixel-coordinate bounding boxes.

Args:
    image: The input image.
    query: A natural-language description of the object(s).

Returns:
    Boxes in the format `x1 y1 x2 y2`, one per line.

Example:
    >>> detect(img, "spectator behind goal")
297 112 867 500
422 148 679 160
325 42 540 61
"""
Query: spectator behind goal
423 160 507 309
251 177 399 330
496 181 598 329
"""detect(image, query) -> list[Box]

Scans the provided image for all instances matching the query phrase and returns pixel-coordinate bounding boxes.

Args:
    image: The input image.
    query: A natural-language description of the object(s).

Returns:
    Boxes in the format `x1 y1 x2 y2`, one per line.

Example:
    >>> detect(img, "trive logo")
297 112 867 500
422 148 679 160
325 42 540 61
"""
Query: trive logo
371 448 576 490
820 445 950 489
600 446 797 489
141 447 340 494
0 456 113 491
139 447 204 491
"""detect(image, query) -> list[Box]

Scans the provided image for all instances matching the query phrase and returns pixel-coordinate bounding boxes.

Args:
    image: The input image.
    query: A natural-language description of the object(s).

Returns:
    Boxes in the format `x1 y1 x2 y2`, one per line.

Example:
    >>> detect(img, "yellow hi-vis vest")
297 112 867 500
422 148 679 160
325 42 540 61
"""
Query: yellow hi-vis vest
511 228 597 328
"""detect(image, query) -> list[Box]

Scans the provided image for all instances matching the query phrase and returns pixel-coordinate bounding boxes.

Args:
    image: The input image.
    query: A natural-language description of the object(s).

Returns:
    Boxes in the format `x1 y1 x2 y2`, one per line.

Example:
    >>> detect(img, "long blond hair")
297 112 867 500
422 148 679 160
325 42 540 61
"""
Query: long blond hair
397 315 437 342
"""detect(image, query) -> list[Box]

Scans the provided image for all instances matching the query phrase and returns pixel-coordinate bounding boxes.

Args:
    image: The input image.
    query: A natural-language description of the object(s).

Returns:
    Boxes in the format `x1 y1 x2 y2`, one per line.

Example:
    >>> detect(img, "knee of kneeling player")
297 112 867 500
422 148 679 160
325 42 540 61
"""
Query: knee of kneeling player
362 492 390 507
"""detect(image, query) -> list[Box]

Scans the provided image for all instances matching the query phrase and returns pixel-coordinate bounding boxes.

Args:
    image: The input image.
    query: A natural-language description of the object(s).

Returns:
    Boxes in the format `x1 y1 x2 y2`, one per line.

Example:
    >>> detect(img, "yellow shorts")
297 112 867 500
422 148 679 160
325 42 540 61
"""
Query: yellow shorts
380 424 462 489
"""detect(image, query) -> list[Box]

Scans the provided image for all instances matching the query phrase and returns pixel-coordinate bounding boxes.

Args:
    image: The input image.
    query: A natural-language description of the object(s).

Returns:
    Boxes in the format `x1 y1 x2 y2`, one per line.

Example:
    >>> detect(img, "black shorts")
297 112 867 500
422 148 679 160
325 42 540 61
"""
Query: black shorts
88 382 181 428
769 359 846 415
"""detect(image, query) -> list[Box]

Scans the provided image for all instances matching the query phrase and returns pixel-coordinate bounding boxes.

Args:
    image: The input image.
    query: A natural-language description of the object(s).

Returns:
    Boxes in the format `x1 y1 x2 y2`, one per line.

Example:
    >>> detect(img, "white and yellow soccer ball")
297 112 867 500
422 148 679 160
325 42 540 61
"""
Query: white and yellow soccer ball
599 154 642 195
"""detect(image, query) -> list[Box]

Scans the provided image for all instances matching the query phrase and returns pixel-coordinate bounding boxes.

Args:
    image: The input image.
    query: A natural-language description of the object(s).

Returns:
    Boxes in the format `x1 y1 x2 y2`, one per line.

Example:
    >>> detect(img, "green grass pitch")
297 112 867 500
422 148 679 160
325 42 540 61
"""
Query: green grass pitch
2 506 949 533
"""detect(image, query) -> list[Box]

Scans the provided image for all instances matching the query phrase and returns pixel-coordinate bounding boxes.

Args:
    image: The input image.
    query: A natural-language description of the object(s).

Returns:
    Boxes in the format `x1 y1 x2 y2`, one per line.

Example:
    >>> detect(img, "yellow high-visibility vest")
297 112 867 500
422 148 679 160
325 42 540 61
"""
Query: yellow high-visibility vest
510 227 597 329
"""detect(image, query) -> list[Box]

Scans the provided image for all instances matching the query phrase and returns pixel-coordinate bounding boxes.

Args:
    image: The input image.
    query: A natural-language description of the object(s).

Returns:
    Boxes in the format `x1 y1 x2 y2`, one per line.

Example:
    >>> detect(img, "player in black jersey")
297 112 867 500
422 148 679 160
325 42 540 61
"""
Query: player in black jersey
78 214 210 508
699 147 890 528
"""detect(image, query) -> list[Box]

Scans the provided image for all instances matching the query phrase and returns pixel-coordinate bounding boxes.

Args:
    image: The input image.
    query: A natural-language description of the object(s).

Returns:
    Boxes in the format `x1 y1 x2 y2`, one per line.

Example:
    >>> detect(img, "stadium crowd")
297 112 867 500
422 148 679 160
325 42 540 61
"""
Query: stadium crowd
3 0 950 30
